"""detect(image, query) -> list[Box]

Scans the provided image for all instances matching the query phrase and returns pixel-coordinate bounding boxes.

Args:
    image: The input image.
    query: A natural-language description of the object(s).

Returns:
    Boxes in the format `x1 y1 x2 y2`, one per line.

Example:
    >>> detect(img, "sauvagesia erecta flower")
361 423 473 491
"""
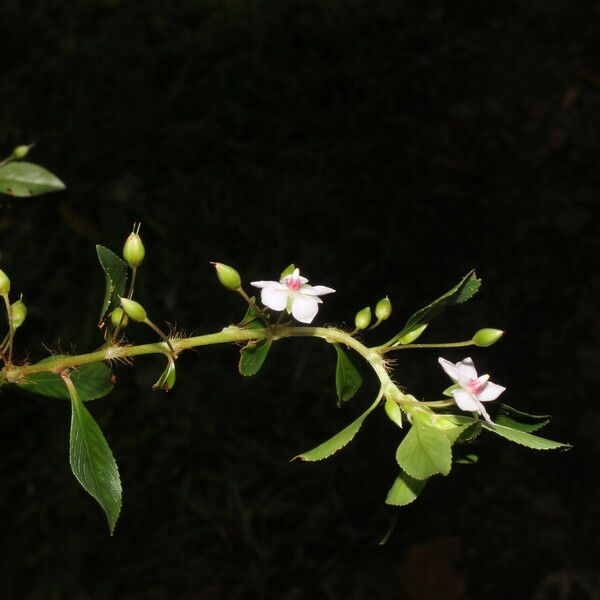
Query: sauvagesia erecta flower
251 268 335 324
438 356 506 425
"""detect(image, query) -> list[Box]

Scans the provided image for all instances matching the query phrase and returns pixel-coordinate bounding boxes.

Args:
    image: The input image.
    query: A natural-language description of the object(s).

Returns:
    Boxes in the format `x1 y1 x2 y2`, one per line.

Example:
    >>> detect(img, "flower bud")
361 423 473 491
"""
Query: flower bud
212 262 241 291
0 269 10 295
110 307 129 329
398 323 427 345
472 328 504 347
123 231 145 268
120 297 147 322
375 296 392 321
384 397 403 428
11 144 33 159
11 300 27 328
354 306 372 330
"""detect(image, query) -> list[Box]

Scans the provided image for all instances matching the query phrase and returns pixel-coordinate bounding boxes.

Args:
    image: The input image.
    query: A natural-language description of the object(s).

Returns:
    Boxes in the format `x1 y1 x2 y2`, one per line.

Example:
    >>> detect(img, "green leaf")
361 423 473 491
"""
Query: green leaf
443 384 460 397
385 471 427 506
455 422 482 444
67 380 122 534
456 453 478 465
96 245 128 326
279 263 296 280
0 161 65 197
333 344 362 406
239 338 272 376
495 404 550 432
396 413 452 479
483 423 571 450
294 395 381 461
396 270 481 342
238 296 266 329
16 358 114 401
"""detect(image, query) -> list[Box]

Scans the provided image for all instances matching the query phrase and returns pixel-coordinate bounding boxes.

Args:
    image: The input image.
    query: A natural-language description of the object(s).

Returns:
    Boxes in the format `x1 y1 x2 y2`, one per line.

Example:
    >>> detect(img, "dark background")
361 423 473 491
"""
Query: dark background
0 1 598 598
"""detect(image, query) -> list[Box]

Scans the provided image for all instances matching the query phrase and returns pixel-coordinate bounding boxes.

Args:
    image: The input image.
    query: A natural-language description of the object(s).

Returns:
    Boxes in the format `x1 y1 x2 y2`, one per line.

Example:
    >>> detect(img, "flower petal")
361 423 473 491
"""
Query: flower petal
438 357 459 381
251 280 283 289
478 402 495 425
301 285 336 296
452 389 480 412
291 294 319 323
477 381 506 402
260 285 289 311
457 357 478 384
282 269 308 286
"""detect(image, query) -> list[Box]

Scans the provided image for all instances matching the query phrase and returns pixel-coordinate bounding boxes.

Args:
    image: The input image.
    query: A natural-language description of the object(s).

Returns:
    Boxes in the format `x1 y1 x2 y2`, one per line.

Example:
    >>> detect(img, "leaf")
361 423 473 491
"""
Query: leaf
294 395 381 461
67 379 122 534
483 423 571 450
96 245 128 325
333 344 362 406
385 471 427 506
456 453 478 465
396 413 452 479
396 271 481 342
238 296 266 329
0 161 65 197
16 358 114 401
454 422 482 444
239 338 272 376
279 263 296 280
495 403 550 432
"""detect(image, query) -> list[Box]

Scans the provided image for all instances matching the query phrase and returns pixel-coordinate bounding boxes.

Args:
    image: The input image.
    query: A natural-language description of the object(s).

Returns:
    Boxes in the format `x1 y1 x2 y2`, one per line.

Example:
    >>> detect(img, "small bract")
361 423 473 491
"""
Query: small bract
438 356 505 425
251 268 335 324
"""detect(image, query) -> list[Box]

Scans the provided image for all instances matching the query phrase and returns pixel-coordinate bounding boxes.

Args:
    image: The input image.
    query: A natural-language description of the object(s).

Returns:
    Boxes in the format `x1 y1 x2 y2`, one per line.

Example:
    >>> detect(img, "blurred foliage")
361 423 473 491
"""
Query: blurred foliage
0 0 599 598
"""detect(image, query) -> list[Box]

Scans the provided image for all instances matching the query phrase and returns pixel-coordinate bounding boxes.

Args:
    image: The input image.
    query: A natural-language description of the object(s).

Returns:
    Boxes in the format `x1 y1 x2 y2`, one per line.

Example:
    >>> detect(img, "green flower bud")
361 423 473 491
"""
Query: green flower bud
384 397 403 428
398 323 427 345
110 307 129 329
212 262 241 291
11 144 33 159
375 296 392 321
0 269 10 295
120 297 147 322
123 231 145 268
354 306 372 330
11 300 27 328
472 328 504 347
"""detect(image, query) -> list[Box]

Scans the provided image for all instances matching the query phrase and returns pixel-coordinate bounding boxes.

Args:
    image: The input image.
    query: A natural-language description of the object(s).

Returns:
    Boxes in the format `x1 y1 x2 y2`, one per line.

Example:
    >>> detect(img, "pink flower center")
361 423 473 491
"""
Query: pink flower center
467 378 485 394
286 277 301 292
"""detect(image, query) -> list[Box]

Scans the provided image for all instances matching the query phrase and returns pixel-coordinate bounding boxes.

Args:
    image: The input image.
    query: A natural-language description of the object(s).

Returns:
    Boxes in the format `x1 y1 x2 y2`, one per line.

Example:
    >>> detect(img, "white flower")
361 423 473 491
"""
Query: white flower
251 268 335 324
438 356 506 425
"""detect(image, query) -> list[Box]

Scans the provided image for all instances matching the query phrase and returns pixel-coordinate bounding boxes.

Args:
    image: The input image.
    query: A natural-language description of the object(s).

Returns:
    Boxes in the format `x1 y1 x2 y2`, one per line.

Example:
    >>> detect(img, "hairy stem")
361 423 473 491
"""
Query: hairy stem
0 325 421 412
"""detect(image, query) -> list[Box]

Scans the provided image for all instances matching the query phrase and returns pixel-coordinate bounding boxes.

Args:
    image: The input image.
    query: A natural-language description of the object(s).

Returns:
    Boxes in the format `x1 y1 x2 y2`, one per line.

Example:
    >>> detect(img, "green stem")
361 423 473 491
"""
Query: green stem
238 288 271 328
143 318 176 357
111 267 137 342
380 340 475 351
0 325 417 412
421 399 455 408
2 294 15 365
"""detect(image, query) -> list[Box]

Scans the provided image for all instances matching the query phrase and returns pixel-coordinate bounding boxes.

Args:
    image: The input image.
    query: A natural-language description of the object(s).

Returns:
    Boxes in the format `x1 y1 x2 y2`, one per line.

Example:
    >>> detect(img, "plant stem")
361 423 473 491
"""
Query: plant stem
0 325 415 410
380 340 475 351
143 318 176 356
238 288 271 327
2 294 15 365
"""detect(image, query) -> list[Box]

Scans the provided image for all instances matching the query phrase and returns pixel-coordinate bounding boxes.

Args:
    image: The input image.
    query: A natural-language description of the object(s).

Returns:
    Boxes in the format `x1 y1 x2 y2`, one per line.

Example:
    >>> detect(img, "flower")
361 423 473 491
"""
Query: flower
438 356 505 425
251 268 335 324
